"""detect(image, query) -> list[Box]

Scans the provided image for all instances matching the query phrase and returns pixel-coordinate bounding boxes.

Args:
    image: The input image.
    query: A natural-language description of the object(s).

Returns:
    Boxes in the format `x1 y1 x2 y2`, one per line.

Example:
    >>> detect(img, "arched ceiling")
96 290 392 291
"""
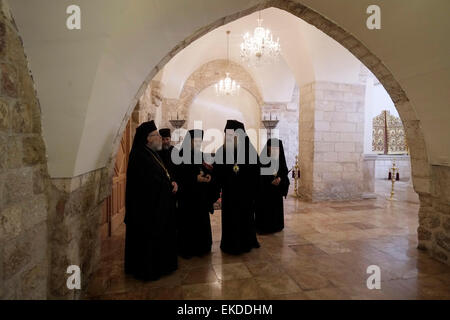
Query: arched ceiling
178 59 264 109
158 7 364 103
8 0 450 177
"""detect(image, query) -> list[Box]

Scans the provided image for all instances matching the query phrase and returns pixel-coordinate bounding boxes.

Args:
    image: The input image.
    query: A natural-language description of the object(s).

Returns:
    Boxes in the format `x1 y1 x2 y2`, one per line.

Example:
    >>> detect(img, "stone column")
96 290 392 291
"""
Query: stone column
299 82 366 201
298 84 315 201
362 154 377 198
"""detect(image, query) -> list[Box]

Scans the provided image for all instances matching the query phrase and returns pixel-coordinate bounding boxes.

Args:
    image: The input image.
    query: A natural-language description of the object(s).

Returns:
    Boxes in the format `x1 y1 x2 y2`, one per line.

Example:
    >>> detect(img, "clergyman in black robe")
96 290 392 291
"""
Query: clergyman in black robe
213 120 260 255
124 121 178 281
158 128 183 248
158 128 178 183
256 138 290 234
175 129 216 258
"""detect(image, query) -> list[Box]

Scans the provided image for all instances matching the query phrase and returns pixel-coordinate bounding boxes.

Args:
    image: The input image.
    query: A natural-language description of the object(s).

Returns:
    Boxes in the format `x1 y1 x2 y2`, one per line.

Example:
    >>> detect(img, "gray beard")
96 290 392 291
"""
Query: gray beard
147 143 161 152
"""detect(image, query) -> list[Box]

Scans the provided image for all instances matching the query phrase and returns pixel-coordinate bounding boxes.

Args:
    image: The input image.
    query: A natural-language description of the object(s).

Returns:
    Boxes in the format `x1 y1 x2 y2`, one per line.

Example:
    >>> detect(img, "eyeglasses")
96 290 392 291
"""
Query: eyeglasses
148 133 161 138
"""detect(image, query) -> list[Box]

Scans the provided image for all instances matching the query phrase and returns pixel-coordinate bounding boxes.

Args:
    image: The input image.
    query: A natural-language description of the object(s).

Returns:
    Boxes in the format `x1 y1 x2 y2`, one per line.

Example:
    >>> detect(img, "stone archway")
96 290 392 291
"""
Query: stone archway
165 59 299 168
180 59 264 110
102 0 444 274
2 0 445 301
109 0 429 193
160 59 264 127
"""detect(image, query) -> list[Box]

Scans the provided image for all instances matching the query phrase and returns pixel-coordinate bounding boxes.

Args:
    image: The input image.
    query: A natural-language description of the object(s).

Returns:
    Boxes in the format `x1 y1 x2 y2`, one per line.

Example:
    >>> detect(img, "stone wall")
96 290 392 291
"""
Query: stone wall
0 0 108 300
132 80 162 133
1 0 448 302
47 168 109 299
161 98 179 130
45 79 161 300
298 81 365 201
298 83 315 201
375 154 411 181
418 165 450 264
261 86 299 170
0 0 50 299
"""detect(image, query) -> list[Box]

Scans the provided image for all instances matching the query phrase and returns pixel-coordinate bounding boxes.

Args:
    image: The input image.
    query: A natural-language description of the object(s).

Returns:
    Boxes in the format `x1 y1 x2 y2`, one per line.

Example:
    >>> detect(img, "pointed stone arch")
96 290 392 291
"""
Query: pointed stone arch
100 0 443 279
109 0 430 197
175 59 264 120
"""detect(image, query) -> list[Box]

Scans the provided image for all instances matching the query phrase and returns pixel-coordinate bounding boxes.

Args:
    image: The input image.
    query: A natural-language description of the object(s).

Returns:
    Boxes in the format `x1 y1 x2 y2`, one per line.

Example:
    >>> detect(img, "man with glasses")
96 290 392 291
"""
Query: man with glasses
124 120 178 281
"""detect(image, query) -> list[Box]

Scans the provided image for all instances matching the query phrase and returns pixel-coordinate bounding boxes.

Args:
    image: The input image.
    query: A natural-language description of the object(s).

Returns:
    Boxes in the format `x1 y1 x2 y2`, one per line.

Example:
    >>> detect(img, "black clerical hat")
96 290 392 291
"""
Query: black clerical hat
137 120 157 135
159 128 171 138
188 129 204 139
224 120 245 132
131 120 157 150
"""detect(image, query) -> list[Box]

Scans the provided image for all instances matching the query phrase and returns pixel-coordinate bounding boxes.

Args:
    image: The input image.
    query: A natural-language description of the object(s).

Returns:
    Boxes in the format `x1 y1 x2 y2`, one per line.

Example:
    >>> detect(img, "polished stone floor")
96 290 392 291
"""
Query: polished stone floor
84 180 450 300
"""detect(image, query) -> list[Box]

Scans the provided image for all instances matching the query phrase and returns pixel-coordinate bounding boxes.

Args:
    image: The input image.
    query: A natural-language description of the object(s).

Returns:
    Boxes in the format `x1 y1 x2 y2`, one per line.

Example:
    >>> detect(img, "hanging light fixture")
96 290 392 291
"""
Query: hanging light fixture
215 31 240 96
240 11 281 67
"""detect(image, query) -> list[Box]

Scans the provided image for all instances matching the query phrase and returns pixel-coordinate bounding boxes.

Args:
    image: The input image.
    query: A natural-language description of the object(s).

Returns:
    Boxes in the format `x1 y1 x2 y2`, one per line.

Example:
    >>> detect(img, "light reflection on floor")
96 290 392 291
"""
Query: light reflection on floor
84 180 450 300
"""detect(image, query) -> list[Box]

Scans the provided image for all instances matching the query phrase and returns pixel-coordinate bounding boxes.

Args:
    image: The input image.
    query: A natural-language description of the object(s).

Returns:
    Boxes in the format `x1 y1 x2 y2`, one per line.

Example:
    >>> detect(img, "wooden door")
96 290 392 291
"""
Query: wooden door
101 120 131 237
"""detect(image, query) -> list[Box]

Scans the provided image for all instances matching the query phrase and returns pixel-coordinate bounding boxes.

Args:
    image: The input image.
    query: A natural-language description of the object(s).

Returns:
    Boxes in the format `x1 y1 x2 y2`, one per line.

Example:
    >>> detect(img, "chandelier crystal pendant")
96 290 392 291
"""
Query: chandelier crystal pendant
215 31 240 96
240 11 281 67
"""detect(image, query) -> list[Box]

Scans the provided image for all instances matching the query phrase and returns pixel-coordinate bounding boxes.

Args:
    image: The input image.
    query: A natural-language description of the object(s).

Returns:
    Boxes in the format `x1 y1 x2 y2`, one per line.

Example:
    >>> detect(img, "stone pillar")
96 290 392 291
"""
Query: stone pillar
362 154 377 199
0 1 51 299
417 165 450 264
299 82 366 201
298 84 315 201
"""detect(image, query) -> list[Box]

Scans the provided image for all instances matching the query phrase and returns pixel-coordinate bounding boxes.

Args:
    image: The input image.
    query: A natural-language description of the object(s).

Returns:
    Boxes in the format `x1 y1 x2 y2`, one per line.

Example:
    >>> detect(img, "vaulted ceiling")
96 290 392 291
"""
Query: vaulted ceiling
8 0 450 177
158 7 366 103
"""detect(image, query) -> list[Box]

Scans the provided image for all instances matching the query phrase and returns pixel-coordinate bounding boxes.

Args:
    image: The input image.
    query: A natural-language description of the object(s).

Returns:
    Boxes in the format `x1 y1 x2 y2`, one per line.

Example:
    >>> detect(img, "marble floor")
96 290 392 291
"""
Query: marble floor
84 180 450 300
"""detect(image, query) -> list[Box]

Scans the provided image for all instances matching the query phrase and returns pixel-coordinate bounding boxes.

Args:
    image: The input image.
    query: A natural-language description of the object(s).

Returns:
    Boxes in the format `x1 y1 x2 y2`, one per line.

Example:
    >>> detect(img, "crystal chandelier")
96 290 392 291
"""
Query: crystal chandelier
215 72 240 96
215 31 240 96
240 11 281 67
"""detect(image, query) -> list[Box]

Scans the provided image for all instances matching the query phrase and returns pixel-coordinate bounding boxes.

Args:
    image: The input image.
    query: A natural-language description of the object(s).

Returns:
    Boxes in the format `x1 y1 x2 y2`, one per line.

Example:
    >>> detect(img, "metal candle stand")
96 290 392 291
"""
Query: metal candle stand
169 113 186 144
168 119 185 129
261 113 279 139
387 160 399 201
292 155 301 198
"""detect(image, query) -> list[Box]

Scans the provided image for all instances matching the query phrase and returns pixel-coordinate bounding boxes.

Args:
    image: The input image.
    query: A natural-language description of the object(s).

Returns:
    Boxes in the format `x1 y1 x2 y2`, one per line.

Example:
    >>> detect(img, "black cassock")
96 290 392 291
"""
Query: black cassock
158 145 181 241
176 151 216 258
158 145 178 182
213 138 260 255
124 145 177 281
255 139 290 234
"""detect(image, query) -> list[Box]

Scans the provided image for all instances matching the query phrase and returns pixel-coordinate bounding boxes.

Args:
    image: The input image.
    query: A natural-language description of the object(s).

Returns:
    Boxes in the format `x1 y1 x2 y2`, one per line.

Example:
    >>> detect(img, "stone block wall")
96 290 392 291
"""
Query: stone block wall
161 98 180 129
0 1 50 299
261 86 299 170
45 78 160 299
132 80 163 133
47 168 108 299
418 165 450 264
299 82 365 201
0 0 448 302
298 83 315 200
